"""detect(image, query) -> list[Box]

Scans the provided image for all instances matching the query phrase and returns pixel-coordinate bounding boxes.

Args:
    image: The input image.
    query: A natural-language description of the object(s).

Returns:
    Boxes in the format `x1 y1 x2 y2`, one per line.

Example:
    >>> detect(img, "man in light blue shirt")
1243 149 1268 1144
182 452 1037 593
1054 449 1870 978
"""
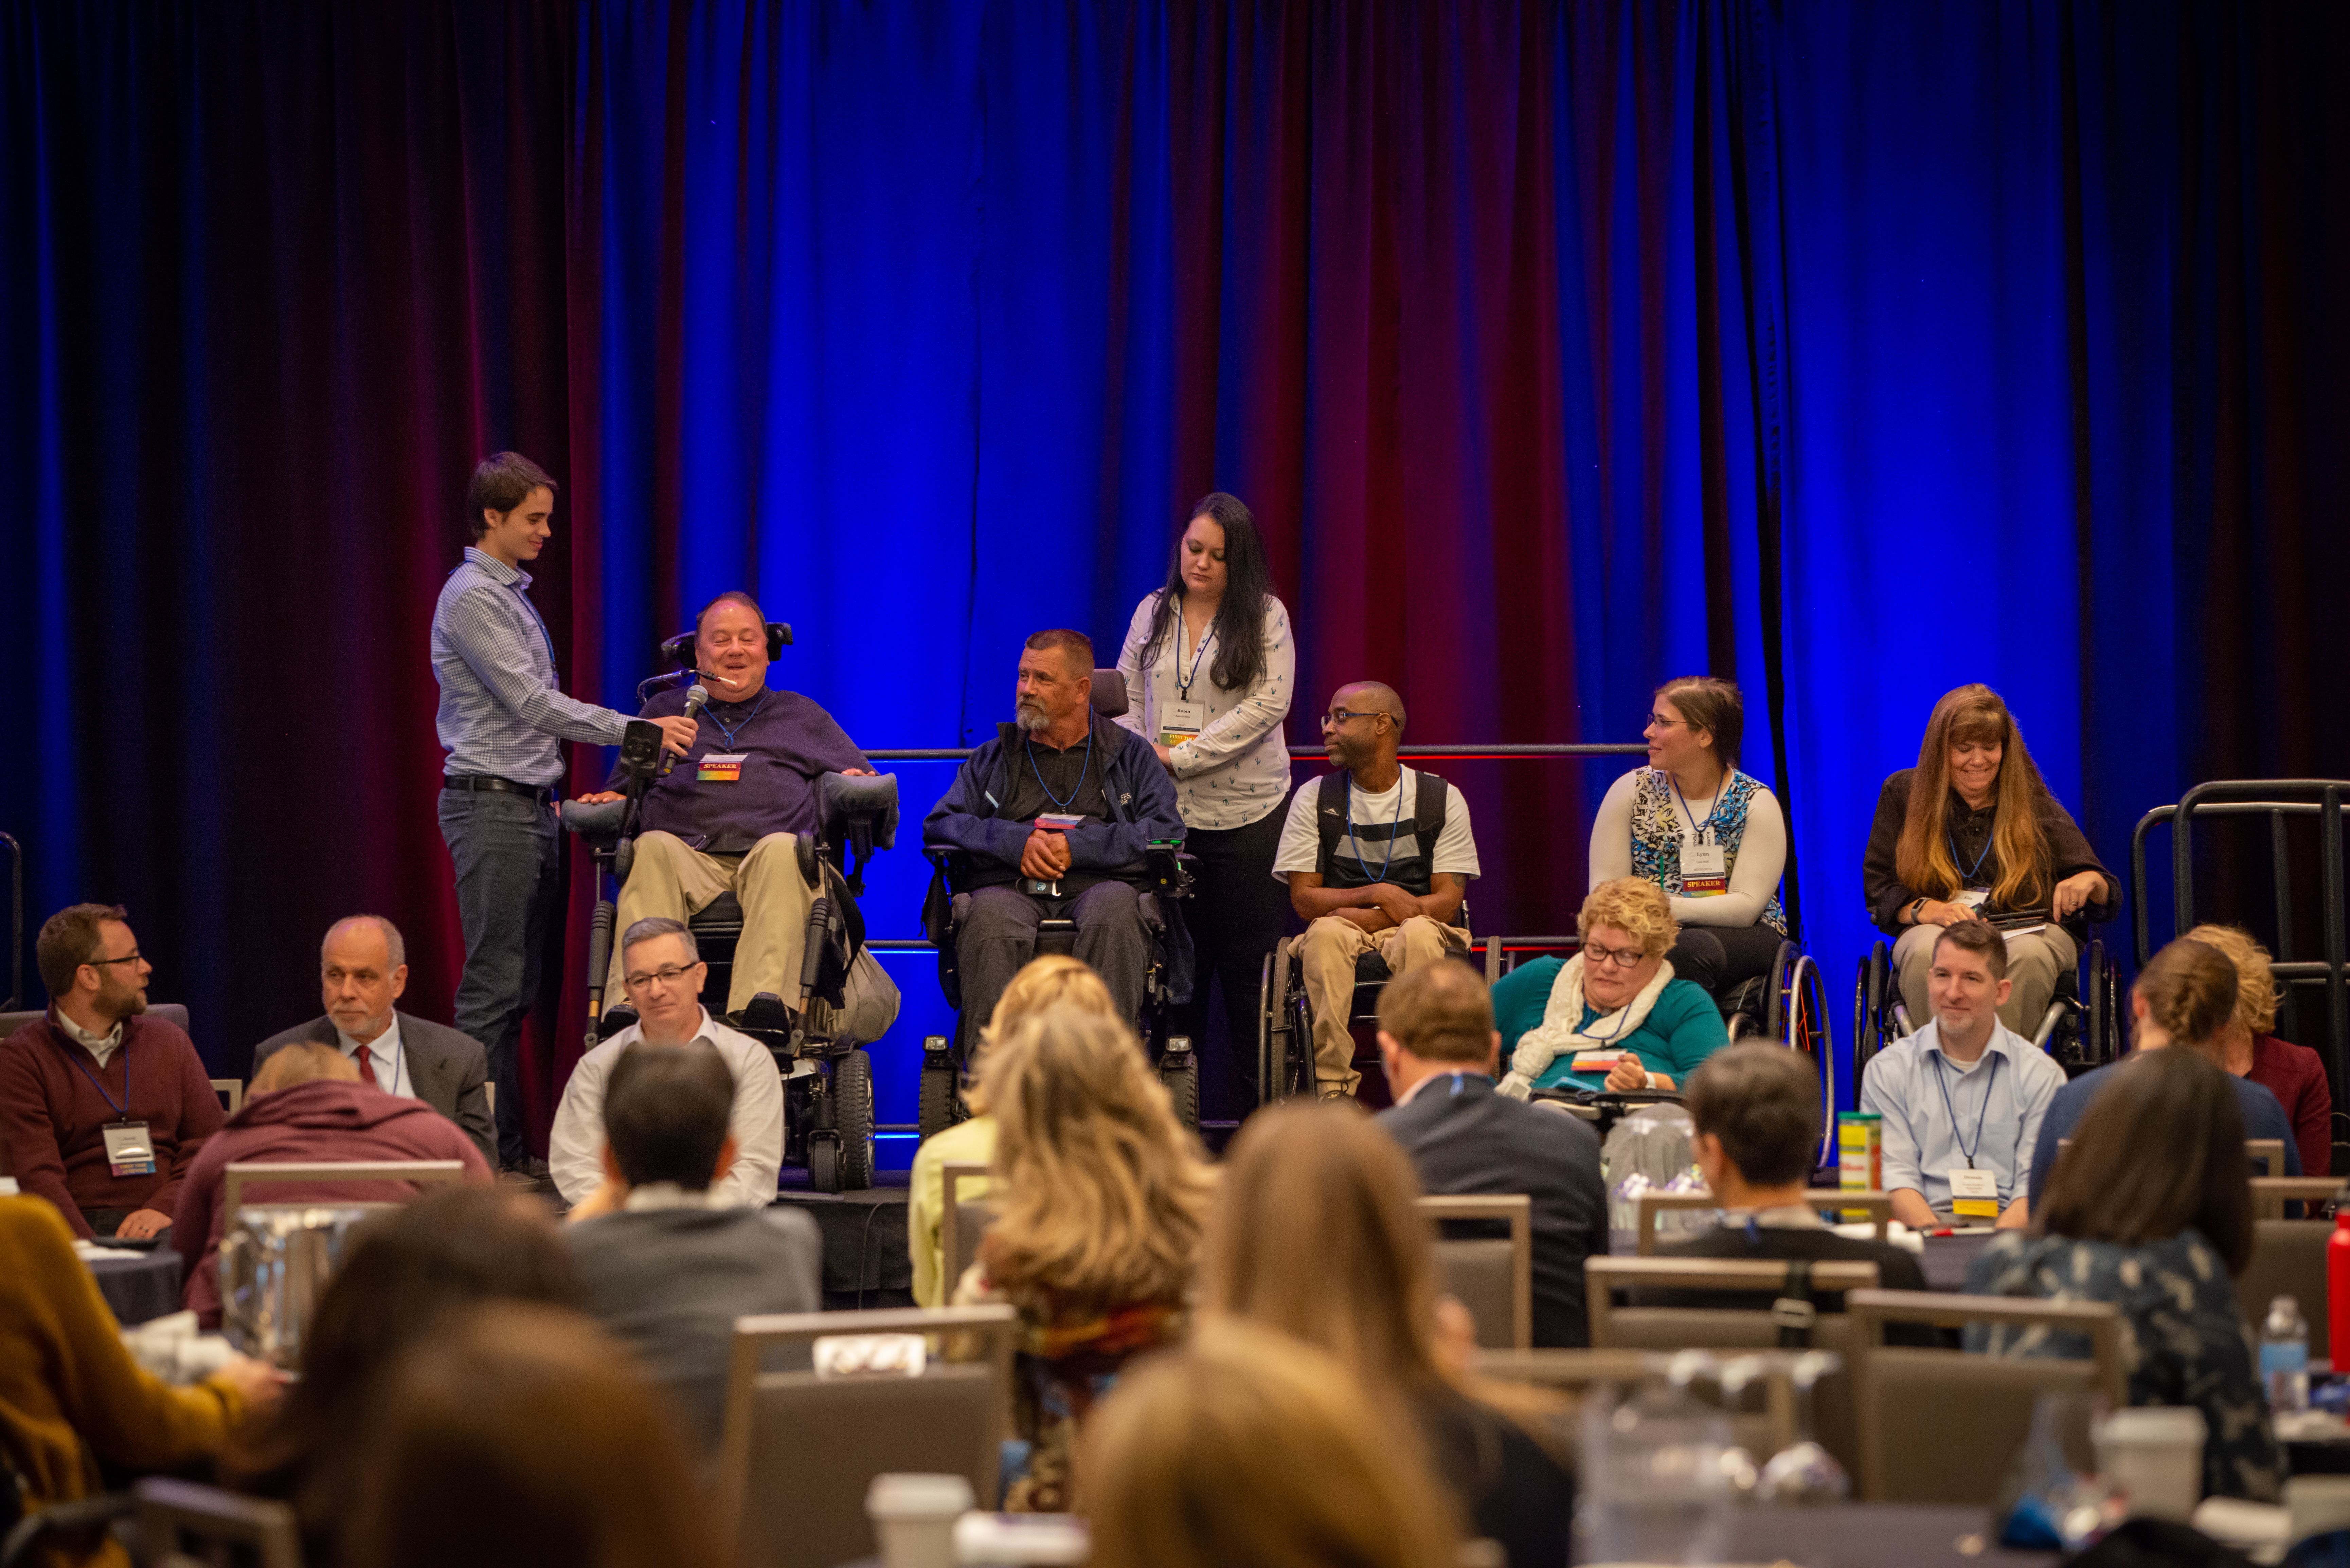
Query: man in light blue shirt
1859 920 2066 1230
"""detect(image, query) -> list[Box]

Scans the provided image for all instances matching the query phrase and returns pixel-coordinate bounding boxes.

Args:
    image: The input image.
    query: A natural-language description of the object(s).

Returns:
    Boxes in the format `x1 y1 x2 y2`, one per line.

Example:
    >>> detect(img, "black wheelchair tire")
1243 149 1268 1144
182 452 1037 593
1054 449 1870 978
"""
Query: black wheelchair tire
807 1135 841 1195
835 1049 875 1191
917 1063 963 1143
1159 1049 1201 1131
2085 939 2111 1065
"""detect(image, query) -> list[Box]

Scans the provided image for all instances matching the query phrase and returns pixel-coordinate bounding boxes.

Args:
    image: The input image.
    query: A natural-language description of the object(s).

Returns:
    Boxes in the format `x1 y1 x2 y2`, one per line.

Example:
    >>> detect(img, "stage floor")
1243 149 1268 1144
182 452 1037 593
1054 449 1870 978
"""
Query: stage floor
775 1169 915 1309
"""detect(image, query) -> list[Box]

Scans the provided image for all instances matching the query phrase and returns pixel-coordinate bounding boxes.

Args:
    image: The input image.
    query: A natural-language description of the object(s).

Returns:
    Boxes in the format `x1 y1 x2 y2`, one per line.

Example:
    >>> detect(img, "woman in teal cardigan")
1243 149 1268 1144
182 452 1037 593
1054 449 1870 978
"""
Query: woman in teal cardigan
1492 877 1728 1096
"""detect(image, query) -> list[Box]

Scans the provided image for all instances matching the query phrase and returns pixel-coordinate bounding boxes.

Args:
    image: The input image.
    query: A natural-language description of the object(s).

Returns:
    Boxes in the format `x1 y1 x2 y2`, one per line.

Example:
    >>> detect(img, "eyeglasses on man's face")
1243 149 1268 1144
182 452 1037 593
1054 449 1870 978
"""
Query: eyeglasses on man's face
85 952 145 969
1583 942 1650 970
623 961 703 992
1320 708 1387 729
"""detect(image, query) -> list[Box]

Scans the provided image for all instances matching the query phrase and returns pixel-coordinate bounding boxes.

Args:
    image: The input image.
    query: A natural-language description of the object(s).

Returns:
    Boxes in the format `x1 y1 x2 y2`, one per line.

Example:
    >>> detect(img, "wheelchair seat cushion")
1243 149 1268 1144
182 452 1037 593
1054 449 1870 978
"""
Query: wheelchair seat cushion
690 892 747 935
819 770 899 849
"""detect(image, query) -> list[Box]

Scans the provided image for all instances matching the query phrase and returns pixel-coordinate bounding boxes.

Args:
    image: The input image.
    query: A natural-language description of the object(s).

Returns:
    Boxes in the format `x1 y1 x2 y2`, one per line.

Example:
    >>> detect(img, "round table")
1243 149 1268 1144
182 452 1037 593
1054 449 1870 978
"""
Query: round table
87 1247 184 1326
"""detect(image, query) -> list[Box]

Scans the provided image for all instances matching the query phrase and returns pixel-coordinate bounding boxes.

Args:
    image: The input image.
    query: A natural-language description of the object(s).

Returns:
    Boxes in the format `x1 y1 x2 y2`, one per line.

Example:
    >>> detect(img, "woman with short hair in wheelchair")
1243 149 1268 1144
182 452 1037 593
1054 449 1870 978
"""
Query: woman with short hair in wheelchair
1590 676 1788 1001
949 1007 1214 1513
1490 878 1728 1097
906 955 1120 1307
1865 683 2115 1038
1115 493 1294 1099
1204 1102 1572 1568
2186 923 2333 1177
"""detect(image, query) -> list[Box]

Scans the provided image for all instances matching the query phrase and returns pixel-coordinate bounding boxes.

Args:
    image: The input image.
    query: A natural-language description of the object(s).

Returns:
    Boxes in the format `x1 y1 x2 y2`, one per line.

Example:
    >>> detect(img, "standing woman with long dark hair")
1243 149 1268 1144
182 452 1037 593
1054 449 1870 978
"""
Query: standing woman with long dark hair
1116 494 1294 1104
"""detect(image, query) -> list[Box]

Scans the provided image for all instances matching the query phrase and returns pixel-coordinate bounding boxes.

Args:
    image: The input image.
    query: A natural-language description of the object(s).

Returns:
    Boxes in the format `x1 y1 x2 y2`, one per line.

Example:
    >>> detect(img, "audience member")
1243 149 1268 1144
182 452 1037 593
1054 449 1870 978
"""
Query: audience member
1967 1047 2280 1502
1208 1102 1573 1567
1081 1317 1464 1568
1592 677 1788 997
563 1041 820 1451
1863 684 2117 1036
0 1195 278 1567
953 1007 1214 1512
228 1187 580 1566
1274 680 1479 1100
1858 920 2064 1230
1492 878 1726 1095
1646 1043 1931 1327
0 904 223 1240
922 628 1187 1050
252 915 495 1167
2028 938 2299 1209
549 917 783 1213
346 1303 721 1568
907 955 1118 1307
2186 922 2332 1178
172 1043 491 1328
1373 962 1604 1348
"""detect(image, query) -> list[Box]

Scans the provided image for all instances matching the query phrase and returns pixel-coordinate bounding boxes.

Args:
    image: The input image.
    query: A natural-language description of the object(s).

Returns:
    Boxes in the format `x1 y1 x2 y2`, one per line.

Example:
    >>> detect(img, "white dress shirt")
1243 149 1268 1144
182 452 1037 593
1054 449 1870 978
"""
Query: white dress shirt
335 1016 415 1100
548 1008 784 1208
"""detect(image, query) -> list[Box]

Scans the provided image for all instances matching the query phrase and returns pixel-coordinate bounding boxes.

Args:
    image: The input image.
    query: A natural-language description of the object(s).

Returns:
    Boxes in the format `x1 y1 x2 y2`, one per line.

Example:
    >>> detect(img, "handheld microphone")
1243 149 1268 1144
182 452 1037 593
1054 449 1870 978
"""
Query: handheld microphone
659 683 712 777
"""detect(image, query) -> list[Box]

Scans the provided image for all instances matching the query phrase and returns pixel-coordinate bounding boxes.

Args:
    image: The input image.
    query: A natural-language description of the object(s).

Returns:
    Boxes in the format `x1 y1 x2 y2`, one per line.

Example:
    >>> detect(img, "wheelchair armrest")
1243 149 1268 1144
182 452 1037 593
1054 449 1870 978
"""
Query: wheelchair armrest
819 771 899 850
558 798 632 839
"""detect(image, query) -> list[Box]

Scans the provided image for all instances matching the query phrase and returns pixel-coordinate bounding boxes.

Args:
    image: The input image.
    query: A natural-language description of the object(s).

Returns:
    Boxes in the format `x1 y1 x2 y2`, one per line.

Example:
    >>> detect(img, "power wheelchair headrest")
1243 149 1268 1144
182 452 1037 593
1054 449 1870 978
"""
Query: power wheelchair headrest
659 621 793 669
1089 668 1127 720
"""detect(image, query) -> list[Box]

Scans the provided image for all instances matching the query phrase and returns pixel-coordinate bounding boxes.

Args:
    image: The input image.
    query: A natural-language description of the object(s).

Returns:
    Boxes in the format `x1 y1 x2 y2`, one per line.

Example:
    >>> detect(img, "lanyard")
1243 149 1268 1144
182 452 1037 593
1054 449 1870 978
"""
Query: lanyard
1930 1047 2001 1169
58 1029 131 1120
1949 804 1995 884
1672 775 1721 843
1026 729 1095 813
1346 772 1406 883
703 691 770 753
1174 613 1217 700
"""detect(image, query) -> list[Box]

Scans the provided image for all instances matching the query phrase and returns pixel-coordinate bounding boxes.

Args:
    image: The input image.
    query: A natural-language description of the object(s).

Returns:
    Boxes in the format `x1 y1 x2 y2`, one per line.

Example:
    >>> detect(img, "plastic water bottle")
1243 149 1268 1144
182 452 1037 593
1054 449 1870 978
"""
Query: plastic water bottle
1577 1381 1734 1564
2262 1295 2310 1414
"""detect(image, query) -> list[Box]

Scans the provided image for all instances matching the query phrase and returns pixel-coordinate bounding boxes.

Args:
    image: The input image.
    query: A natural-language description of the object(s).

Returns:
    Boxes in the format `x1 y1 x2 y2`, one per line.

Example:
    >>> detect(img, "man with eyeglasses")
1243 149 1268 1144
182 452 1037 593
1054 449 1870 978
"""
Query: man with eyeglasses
546 917 784 1214
0 903 223 1239
1273 682 1480 1100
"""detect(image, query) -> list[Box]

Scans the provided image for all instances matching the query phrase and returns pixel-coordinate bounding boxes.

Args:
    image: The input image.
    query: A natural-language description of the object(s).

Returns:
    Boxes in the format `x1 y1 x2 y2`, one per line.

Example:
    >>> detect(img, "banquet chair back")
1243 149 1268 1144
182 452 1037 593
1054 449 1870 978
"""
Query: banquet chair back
2250 1178 2338 1219
1847 1289 2124 1504
940 1162 994 1298
1632 1189 1892 1254
222 1161 469 1222
134 1478 301 1568
1419 1194 1531 1350
716 1305 1016 1568
2237 1220 2332 1360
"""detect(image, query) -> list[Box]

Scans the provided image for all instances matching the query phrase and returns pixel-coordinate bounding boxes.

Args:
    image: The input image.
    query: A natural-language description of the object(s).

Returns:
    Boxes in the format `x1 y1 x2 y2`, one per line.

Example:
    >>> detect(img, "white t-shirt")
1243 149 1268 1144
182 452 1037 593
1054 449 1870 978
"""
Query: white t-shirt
1271 767 1481 883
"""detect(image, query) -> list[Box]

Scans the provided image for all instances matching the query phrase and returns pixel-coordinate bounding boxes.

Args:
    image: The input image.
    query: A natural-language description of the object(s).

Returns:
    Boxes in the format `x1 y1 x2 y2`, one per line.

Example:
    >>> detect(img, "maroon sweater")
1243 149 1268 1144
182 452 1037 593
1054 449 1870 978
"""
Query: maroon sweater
2246 1034 2334 1179
172 1078 491 1327
0 1014 224 1239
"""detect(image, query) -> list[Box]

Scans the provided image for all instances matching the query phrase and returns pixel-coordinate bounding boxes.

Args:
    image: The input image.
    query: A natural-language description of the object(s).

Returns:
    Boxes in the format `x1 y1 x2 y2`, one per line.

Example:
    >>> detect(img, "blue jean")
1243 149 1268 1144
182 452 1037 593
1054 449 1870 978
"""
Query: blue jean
438 786 560 1165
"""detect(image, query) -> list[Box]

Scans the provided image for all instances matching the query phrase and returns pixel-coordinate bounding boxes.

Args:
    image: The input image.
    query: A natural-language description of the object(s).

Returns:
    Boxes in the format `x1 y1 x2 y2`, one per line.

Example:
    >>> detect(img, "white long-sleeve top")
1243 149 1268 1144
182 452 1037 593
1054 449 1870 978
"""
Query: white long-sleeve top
1588 767 1788 928
1114 593 1294 832
549 1009 783 1208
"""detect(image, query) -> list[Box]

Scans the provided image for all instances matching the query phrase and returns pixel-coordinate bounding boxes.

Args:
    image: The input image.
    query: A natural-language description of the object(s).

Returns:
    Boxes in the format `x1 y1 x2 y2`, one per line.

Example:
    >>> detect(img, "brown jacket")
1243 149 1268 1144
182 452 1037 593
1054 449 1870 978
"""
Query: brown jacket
0 1015 225 1238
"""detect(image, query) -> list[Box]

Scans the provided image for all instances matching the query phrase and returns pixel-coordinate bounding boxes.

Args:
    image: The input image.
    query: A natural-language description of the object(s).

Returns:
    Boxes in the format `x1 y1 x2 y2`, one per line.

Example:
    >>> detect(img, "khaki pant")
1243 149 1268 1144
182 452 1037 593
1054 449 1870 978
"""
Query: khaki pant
1298 914 1469 1095
1894 920 2078 1039
609 831 820 1015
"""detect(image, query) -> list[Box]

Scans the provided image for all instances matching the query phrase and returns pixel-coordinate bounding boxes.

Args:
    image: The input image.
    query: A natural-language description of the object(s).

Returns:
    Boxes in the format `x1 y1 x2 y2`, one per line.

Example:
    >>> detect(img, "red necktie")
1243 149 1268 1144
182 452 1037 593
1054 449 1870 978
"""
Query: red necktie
356 1048 380 1088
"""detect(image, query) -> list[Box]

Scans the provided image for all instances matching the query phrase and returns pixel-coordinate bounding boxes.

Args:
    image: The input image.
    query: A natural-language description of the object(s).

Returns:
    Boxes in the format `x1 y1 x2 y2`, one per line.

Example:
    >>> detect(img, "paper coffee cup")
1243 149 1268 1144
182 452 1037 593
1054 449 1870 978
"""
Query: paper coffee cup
866 1473 974 1568
2095 1407 2207 1523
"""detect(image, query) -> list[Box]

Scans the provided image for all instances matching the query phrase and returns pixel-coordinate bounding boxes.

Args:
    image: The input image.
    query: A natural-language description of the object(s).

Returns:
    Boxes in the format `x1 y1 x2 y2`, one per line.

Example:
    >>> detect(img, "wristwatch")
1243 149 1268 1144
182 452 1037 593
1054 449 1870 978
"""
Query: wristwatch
1905 896 1928 925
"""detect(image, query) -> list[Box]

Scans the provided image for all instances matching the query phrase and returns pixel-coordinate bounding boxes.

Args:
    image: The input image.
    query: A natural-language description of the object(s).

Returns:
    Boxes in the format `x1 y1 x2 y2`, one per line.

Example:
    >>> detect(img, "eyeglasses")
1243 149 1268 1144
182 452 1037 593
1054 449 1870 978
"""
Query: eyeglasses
1320 708 1387 728
1644 712 1690 730
1583 943 1651 970
623 962 703 991
85 953 145 969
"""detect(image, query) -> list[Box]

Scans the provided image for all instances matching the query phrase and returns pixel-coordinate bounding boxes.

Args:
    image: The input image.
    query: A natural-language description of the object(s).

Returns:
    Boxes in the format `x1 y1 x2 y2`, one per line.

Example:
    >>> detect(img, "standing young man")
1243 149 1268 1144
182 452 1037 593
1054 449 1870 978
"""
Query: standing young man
431 453 696 1176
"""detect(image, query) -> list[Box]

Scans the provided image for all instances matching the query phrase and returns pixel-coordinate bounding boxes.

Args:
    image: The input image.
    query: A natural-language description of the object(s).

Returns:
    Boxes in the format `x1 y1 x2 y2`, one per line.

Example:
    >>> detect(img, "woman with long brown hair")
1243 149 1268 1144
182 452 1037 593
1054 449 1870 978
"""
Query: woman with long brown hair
952 1005 1215 1512
1205 1100 1573 1567
1862 683 2116 1034
1966 1045 2280 1502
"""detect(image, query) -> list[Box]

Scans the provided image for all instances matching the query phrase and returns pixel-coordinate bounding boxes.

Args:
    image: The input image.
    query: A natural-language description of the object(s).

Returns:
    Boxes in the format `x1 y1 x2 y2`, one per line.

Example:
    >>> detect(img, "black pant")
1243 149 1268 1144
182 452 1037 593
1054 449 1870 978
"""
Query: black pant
1168 807 1291 1103
956 882 1152 1054
1667 922 1788 999
438 786 558 1166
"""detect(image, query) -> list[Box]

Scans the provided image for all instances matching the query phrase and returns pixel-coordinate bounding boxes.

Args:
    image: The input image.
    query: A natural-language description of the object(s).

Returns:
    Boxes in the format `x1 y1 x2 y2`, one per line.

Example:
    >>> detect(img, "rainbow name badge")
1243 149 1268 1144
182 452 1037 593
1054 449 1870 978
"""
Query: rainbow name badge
697 752 747 783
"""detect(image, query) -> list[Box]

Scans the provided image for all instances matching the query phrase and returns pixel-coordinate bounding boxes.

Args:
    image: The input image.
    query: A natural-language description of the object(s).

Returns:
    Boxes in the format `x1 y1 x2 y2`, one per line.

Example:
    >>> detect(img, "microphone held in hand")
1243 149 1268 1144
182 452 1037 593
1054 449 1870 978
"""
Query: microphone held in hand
659 683 712 777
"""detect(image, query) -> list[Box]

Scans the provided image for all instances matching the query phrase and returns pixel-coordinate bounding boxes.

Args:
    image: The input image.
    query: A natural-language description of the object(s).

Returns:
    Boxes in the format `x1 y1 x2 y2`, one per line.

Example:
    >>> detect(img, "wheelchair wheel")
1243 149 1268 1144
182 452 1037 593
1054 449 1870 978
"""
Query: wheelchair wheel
807 1136 840 1194
835 1048 875 1191
918 1059 964 1143
2084 939 2114 1065
1158 1044 1201 1132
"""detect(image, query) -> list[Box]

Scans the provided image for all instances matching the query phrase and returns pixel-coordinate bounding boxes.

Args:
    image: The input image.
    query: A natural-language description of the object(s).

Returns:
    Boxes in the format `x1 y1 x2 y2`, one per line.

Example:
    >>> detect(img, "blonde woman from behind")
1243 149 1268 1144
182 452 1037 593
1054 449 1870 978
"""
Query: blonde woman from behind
1205 1100 1573 1566
907 955 1118 1306
1082 1316 1463 1568
952 1006 1214 1512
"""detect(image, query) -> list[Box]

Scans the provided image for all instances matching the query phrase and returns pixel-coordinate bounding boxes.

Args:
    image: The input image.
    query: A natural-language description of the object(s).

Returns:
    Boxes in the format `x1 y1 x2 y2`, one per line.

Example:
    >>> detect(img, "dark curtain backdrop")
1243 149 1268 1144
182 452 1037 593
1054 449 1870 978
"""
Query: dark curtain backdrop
5 1 2348 1141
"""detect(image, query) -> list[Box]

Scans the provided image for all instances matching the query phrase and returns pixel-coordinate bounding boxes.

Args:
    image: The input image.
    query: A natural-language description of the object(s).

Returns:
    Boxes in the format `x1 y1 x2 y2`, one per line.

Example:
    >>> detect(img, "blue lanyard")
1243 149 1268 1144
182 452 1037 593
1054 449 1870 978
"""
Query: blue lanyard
1346 773 1406 883
57 1028 131 1120
1026 729 1095 813
1174 614 1216 700
1949 824 1994 885
703 691 770 753
1930 1048 2001 1169
1671 774 1721 843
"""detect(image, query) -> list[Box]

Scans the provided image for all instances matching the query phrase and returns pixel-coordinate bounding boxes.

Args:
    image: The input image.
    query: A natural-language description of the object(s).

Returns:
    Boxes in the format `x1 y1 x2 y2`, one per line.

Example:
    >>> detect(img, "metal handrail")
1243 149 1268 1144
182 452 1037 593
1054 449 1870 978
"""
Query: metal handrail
864 741 1649 763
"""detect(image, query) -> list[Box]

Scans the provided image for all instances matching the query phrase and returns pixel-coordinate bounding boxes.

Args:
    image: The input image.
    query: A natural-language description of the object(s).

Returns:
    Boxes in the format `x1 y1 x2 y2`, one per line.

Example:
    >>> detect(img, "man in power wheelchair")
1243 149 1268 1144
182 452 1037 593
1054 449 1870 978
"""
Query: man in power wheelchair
560 591 901 1192
919 629 1200 1126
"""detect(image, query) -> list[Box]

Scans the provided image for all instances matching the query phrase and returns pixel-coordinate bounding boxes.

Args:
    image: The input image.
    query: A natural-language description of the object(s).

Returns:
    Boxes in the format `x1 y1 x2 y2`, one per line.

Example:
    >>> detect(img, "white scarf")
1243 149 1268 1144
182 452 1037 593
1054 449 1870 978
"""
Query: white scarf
1497 953 1675 1100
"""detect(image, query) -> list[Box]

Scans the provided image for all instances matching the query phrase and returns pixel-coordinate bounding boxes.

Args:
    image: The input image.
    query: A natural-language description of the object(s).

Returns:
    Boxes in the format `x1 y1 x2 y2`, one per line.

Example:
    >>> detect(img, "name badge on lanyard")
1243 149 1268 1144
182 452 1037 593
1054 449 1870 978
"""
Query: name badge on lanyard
1681 833 1729 897
1159 700 1206 748
1948 1167 2000 1220
103 1121 156 1178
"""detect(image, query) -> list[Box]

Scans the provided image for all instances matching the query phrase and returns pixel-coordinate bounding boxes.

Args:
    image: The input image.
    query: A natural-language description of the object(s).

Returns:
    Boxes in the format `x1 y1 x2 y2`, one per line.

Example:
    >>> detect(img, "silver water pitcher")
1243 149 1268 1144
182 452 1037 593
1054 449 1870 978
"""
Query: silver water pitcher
219 1203 385 1368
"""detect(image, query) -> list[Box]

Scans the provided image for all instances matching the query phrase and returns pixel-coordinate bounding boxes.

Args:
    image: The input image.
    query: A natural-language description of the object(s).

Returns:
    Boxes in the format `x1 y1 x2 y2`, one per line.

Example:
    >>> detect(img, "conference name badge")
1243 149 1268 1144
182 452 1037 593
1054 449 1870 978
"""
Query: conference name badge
103 1121 156 1179
1948 1167 2000 1220
1571 1050 1627 1075
1681 837 1729 897
697 753 747 784
1159 700 1206 748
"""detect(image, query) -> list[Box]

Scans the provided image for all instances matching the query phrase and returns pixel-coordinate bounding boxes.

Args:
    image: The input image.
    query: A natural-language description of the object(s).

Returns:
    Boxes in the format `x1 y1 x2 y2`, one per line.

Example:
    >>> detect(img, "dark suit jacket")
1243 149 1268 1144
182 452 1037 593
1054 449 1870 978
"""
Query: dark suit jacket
1377 1072 1607 1348
253 1011 494 1168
